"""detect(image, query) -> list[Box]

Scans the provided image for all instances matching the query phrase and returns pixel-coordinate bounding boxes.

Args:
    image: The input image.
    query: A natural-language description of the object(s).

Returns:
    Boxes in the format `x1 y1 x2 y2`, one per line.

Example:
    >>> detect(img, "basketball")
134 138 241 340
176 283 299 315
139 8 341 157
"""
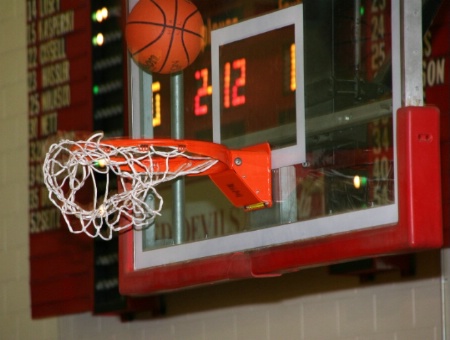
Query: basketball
125 0 204 74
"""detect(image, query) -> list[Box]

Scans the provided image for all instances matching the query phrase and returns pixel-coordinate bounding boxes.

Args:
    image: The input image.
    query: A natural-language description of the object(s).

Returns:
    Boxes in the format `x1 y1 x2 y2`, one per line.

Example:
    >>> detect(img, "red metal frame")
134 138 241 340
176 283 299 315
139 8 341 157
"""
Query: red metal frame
119 106 443 296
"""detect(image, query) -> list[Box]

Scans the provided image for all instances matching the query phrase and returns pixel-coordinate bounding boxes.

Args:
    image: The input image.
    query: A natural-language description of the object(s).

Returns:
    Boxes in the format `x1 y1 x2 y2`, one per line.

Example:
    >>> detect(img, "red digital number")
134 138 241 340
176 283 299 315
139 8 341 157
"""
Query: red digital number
223 58 246 109
194 68 212 116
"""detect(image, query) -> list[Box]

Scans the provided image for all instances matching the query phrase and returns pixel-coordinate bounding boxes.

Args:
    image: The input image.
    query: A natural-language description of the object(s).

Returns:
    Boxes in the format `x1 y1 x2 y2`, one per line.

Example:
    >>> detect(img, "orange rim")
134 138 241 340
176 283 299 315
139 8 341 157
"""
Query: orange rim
98 138 231 175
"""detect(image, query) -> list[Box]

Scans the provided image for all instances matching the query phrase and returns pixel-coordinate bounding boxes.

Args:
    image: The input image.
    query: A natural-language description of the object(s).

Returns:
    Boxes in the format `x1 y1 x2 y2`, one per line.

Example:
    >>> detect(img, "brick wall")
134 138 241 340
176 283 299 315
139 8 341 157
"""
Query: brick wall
56 274 441 340
0 2 445 340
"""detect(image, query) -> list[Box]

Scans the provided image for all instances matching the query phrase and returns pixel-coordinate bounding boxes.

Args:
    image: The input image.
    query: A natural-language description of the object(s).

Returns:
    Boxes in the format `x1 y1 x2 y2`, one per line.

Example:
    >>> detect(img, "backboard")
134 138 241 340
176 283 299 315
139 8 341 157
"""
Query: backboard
119 0 442 295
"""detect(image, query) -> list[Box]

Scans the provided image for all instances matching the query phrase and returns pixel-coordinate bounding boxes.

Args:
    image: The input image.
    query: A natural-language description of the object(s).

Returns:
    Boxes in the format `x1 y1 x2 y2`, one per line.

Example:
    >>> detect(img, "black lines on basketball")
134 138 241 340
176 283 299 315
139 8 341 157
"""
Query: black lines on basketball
159 0 179 73
181 9 201 65
126 0 204 74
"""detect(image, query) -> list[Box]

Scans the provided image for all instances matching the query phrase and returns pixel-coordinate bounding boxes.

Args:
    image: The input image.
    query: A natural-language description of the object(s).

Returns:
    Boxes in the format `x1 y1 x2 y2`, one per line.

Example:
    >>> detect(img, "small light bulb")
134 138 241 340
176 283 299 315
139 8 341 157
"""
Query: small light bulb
152 81 161 92
98 204 106 217
94 159 108 168
101 7 108 20
95 10 103 22
354 175 361 189
353 175 367 189
96 33 104 46
95 8 108 22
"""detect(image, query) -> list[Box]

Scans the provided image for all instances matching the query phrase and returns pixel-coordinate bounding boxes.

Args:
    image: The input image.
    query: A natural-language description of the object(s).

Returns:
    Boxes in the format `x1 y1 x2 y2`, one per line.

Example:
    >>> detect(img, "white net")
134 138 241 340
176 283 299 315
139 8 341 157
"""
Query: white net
43 132 218 240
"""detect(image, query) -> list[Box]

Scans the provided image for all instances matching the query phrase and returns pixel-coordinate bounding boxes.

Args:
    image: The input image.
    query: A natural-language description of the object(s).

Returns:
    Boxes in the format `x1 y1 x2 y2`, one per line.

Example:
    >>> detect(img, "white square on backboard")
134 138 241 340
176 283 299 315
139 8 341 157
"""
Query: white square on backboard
211 4 306 169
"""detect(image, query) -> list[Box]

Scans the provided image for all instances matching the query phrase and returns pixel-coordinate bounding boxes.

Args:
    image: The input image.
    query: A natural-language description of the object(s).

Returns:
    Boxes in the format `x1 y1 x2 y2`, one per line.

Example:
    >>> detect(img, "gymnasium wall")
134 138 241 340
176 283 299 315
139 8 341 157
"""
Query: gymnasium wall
0 1 445 339
0 1 58 338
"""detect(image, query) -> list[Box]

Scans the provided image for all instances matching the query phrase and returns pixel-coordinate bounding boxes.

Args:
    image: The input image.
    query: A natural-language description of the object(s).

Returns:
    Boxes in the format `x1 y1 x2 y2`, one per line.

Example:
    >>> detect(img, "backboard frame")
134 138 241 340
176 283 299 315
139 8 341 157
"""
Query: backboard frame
119 0 443 296
132 0 401 269
119 106 442 294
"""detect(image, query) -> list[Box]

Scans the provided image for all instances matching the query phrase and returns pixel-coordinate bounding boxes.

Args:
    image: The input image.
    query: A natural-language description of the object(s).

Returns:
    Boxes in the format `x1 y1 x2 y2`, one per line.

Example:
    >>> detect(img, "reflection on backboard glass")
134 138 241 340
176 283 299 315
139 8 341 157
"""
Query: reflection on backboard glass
139 0 398 262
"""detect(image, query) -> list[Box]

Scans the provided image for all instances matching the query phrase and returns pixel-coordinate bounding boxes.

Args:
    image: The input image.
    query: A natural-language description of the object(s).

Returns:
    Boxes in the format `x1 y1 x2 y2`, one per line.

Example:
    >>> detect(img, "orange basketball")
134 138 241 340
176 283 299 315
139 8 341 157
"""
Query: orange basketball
126 0 204 74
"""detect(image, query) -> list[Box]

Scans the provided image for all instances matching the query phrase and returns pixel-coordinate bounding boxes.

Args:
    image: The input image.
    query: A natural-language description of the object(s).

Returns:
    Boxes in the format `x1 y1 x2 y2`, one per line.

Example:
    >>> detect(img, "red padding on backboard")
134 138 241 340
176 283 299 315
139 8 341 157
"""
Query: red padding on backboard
119 106 443 296
251 106 443 274
253 107 442 272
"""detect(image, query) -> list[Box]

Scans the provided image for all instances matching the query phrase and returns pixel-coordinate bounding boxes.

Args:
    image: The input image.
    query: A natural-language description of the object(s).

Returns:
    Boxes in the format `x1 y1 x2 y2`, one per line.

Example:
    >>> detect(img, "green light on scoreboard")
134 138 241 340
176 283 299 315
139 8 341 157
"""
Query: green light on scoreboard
93 85 100 95
359 6 365 16
92 7 109 22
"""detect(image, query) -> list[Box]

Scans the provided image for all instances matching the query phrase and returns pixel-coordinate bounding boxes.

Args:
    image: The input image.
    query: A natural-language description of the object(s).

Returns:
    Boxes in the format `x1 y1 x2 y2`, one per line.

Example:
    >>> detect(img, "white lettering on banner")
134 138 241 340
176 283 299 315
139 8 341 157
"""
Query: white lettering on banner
423 30 446 90
38 10 74 41
28 46 38 69
29 164 44 186
27 23 37 44
39 186 53 208
29 165 35 186
29 93 40 115
30 187 39 210
35 163 44 185
39 0 61 18
40 38 66 64
29 117 38 139
27 0 37 21
423 58 446 87
370 1 387 74
29 163 44 186
29 139 49 163
29 209 61 233
423 31 432 58
29 140 38 162
41 84 71 112
28 70 38 92
28 0 88 235
371 117 391 205
40 112 58 136
41 60 70 87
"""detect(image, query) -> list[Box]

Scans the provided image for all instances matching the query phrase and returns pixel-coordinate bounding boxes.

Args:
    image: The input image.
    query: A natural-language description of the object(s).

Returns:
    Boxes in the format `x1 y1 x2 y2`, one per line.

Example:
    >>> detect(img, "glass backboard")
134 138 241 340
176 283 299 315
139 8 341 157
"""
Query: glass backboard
132 0 403 269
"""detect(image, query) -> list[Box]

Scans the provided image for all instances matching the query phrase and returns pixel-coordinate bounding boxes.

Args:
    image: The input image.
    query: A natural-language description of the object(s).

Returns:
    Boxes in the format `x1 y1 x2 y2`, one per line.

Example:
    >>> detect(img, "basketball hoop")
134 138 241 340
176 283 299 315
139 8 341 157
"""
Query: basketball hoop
43 132 272 240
